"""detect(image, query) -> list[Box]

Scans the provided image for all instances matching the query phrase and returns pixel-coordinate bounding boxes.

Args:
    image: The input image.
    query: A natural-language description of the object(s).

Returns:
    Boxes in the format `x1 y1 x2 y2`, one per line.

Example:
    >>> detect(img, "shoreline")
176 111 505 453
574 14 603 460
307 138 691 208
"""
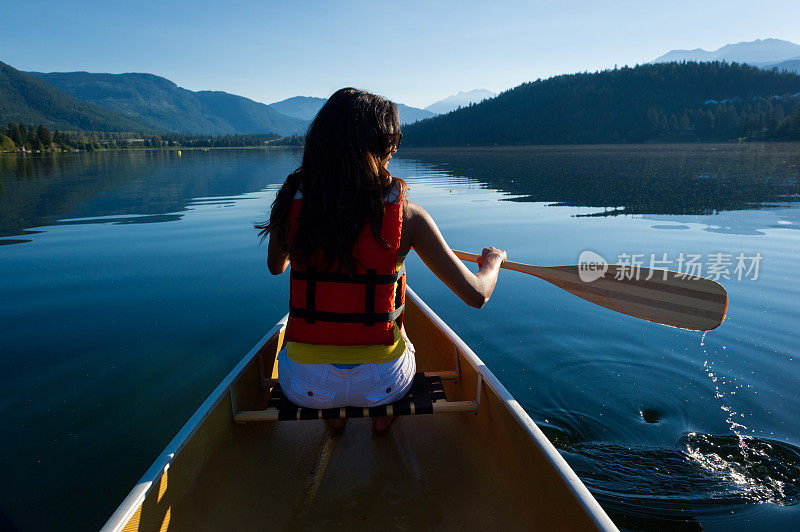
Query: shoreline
0 145 303 155
6 139 800 156
396 140 800 153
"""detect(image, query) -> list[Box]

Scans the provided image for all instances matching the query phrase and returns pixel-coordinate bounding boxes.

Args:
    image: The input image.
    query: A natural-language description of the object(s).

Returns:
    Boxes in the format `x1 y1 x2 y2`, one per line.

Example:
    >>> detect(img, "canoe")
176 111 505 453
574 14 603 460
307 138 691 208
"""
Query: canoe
102 287 618 531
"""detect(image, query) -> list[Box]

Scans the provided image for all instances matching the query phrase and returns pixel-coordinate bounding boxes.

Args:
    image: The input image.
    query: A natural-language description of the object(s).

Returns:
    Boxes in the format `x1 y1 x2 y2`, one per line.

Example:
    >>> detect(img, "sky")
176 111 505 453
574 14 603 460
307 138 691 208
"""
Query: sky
2 0 800 108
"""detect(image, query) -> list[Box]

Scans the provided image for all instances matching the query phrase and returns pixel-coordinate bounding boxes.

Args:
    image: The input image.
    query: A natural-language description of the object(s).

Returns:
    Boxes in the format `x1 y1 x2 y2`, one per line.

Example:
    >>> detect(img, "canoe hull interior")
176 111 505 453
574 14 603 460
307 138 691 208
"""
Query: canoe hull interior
106 288 617 531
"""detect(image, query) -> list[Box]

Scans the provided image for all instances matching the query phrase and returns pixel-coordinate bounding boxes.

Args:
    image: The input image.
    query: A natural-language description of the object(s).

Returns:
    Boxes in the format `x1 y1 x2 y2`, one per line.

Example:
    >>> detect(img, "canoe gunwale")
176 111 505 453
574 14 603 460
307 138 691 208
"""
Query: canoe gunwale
405 286 618 532
100 316 288 532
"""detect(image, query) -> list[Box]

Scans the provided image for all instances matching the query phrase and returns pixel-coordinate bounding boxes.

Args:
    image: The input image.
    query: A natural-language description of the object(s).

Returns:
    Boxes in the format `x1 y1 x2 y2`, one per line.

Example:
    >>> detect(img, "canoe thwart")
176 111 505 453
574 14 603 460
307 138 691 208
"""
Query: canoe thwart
233 374 479 422
423 370 459 381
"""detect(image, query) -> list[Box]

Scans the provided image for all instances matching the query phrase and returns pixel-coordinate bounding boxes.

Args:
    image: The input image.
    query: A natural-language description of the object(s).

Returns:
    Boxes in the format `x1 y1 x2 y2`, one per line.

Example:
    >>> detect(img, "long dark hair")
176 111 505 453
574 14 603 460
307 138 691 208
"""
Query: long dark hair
256 88 406 273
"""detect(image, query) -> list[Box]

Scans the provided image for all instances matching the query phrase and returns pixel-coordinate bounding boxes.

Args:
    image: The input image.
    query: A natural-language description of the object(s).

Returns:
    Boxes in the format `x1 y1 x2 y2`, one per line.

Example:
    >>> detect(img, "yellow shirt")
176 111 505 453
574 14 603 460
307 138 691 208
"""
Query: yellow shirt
285 324 406 364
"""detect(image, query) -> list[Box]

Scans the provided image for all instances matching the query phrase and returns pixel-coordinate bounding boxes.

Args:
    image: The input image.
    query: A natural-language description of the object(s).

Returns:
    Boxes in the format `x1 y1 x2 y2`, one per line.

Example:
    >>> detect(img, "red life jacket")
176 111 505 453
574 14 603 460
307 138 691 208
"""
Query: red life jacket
285 189 406 346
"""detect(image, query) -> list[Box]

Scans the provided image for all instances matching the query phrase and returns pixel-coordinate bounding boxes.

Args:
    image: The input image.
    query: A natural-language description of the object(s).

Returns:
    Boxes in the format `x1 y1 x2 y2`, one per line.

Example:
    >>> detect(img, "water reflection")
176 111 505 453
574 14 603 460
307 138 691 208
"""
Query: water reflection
0 149 301 240
398 144 800 216
4 144 799 244
644 210 800 236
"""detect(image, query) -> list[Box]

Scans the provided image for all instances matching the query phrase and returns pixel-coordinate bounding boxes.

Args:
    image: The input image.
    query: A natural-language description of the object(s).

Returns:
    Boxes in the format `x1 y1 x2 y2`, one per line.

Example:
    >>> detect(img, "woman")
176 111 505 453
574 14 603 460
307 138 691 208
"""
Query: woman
258 88 506 432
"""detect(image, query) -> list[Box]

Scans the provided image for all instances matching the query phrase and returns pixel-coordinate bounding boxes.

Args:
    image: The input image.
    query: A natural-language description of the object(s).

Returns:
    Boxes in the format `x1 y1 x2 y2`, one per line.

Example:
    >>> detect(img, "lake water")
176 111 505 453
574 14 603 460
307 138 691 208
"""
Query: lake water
1 145 799 531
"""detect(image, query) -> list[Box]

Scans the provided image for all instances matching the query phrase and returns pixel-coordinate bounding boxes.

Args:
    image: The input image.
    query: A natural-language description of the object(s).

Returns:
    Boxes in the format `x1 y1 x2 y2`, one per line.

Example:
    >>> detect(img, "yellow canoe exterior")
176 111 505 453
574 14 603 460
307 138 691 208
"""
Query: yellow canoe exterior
103 287 618 531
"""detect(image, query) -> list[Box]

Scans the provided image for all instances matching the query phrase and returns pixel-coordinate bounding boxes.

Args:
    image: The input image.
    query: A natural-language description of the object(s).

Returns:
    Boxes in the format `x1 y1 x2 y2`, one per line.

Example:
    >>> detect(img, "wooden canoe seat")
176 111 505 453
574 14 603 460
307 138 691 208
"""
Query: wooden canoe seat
233 373 479 422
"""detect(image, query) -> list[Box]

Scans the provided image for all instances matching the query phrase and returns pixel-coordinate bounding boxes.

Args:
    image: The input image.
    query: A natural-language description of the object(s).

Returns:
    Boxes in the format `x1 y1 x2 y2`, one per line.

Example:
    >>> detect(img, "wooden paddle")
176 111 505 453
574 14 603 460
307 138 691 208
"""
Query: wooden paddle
453 250 728 331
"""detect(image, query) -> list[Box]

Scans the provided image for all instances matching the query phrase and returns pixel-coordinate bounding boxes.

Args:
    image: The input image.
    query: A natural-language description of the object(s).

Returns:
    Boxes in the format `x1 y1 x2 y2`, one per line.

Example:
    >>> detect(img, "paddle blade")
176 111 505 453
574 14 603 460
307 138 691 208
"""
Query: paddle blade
536 265 728 331
451 251 728 330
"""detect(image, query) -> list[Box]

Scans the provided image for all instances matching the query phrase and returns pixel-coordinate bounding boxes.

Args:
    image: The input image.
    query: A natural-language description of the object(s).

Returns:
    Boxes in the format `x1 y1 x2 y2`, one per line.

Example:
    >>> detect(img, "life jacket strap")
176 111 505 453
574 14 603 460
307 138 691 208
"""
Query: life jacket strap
288 304 405 325
305 277 316 324
365 269 376 326
290 263 405 284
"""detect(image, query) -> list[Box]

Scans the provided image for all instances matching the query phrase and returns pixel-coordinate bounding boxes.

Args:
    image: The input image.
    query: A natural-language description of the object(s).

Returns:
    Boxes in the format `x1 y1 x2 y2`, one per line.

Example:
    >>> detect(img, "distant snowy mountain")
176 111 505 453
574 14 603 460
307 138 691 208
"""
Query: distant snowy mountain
268 96 433 125
654 38 800 67
424 89 497 115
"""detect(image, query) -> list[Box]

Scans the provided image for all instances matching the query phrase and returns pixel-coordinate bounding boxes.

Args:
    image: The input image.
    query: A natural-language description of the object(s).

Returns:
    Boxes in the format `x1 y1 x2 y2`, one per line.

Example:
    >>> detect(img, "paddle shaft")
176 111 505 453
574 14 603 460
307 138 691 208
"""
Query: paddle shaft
452 250 549 278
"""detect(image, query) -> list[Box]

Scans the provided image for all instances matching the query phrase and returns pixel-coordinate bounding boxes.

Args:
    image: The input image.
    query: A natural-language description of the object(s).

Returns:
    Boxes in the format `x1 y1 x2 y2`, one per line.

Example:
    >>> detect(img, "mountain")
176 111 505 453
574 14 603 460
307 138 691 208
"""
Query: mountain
761 59 800 74
402 62 800 146
269 96 326 121
27 71 308 135
654 48 716 63
396 103 435 124
654 38 800 66
0 60 153 132
424 89 497 114
268 95 434 124
192 91 308 135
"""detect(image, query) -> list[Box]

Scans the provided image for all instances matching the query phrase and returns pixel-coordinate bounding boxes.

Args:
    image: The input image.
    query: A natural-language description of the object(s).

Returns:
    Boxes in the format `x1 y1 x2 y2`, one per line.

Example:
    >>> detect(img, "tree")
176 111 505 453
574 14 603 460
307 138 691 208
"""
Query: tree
715 106 740 138
7 123 20 146
645 107 661 136
680 112 691 133
17 122 28 147
37 124 52 149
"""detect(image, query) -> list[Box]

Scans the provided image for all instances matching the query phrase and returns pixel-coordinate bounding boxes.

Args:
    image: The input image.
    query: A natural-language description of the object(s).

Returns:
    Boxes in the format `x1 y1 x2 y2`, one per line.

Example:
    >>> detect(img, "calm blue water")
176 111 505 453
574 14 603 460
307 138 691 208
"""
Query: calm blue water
1 145 799 531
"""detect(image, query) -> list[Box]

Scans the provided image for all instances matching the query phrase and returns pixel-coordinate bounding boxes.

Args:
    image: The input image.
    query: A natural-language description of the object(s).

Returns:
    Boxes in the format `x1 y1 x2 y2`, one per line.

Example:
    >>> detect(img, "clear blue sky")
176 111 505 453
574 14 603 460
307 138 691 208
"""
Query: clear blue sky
2 0 799 108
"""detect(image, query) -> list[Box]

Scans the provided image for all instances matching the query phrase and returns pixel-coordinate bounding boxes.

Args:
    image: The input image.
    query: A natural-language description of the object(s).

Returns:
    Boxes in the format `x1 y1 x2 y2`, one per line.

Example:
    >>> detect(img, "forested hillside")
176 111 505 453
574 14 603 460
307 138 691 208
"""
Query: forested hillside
28 71 308 135
403 62 800 146
0 61 152 132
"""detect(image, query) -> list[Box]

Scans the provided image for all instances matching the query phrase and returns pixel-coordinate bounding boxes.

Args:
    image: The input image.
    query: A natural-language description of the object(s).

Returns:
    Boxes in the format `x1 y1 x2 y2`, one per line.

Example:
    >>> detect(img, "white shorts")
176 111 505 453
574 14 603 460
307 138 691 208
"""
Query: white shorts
277 342 416 409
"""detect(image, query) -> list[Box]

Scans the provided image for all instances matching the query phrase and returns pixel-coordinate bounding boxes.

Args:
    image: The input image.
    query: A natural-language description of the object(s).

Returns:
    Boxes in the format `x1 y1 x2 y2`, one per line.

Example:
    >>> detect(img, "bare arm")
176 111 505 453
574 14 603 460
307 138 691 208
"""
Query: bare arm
404 201 506 308
267 232 290 275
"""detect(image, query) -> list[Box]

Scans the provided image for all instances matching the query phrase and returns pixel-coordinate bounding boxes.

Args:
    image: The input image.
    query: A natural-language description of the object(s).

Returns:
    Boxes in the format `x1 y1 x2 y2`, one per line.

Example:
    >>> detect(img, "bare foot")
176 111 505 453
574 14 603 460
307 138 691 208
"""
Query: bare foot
372 416 395 433
325 418 346 431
